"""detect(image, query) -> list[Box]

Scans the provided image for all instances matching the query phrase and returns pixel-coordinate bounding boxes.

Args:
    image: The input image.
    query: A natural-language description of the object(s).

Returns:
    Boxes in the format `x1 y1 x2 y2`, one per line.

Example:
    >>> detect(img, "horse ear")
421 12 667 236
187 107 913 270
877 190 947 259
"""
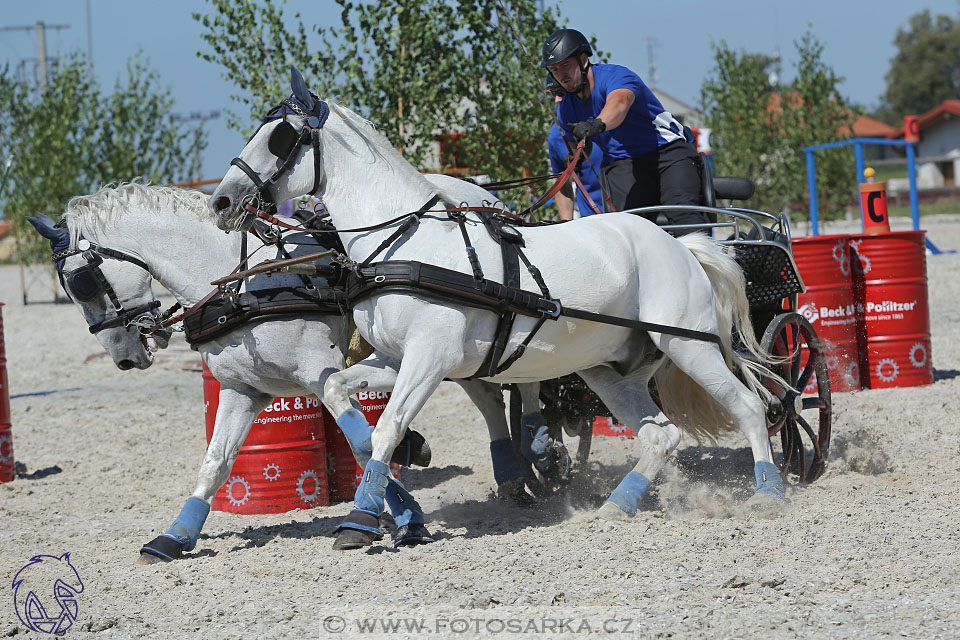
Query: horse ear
26 213 70 251
289 65 316 112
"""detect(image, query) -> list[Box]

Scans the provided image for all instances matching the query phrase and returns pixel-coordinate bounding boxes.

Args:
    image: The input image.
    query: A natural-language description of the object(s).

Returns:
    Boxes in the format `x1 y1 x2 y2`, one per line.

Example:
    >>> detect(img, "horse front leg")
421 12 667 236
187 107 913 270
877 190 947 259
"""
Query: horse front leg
322 353 431 469
137 386 271 564
333 347 455 550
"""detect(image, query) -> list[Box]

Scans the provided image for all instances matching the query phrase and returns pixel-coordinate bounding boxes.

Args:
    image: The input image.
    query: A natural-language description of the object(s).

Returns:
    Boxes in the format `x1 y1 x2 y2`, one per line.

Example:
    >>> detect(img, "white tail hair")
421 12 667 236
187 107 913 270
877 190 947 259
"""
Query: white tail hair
654 233 784 442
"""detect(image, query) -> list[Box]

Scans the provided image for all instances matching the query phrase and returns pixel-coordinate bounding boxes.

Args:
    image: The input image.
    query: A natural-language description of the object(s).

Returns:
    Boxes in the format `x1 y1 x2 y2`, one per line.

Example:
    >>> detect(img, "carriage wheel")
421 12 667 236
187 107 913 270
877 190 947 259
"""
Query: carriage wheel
759 312 832 482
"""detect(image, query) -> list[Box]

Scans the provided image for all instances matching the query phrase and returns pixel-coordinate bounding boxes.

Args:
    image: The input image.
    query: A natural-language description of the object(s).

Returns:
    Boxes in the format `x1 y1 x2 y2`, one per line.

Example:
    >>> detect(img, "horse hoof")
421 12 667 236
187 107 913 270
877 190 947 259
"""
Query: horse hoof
379 512 398 536
596 501 631 522
394 524 434 547
538 444 572 487
138 535 183 563
392 429 432 468
332 528 380 551
746 492 791 514
497 479 537 507
136 552 169 565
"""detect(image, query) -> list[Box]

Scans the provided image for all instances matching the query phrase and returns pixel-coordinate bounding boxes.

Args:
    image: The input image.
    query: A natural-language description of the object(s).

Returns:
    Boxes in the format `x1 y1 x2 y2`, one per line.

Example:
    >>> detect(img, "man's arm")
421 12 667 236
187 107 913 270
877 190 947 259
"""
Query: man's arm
555 182 574 221
596 88 635 131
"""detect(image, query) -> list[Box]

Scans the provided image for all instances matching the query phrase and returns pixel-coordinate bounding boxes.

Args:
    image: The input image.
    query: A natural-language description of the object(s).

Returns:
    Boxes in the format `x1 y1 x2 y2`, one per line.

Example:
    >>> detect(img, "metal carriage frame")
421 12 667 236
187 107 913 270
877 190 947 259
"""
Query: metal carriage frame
524 202 832 491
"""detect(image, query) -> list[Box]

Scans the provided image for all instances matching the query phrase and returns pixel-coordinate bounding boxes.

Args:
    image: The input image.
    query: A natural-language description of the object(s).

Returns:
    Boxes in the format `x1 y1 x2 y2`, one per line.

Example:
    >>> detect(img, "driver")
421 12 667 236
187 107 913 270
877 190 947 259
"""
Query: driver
542 28 710 234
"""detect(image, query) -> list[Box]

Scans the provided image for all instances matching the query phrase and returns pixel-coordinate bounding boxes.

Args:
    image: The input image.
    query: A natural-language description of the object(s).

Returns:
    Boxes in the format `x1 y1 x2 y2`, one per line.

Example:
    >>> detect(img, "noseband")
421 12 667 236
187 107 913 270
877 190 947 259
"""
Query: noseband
229 97 329 221
52 239 161 335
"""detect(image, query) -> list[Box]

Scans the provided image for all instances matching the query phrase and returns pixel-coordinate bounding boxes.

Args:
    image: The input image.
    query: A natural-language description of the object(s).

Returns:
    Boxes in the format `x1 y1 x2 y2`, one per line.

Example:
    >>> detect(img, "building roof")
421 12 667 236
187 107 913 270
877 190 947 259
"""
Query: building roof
889 100 960 138
850 115 896 138
651 87 704 127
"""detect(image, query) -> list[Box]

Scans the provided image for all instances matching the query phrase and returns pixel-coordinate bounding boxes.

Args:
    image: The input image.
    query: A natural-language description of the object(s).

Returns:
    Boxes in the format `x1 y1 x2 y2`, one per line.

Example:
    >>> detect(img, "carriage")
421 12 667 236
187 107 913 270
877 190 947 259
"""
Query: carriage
526 174 831 489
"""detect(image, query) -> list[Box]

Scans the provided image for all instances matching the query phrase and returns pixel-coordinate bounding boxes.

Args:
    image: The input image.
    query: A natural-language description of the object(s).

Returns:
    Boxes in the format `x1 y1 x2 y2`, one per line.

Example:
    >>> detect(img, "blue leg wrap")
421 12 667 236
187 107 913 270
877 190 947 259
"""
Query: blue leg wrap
384 479 424 529
163 497 210 552
519 413 552 466
605 471 651 517
353 459 390 517
754 461 785 499
490 439 524 486
337 408 374 467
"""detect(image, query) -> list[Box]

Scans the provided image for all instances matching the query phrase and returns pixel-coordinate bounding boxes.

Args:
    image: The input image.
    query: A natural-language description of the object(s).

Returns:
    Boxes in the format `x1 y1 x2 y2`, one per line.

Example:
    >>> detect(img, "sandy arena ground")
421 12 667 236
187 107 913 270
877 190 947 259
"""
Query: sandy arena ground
2 215 960 639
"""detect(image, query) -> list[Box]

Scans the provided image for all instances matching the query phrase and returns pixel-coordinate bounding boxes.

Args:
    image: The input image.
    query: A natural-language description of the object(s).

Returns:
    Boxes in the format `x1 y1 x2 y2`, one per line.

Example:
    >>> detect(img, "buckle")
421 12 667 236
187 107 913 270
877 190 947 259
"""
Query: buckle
540 298 562 319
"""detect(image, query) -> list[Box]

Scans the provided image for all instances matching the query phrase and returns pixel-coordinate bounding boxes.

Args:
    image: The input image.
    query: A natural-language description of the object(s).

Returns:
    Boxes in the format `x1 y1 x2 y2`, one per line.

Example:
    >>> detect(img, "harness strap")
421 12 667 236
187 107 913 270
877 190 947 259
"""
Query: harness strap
347 260 723 352
557 306 723 345
358 195 440 267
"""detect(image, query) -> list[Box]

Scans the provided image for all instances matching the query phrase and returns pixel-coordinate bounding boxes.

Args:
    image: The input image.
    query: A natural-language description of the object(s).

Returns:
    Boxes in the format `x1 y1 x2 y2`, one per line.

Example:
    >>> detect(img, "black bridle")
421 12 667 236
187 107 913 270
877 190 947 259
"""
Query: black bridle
228 97 329 226
52 239 162 335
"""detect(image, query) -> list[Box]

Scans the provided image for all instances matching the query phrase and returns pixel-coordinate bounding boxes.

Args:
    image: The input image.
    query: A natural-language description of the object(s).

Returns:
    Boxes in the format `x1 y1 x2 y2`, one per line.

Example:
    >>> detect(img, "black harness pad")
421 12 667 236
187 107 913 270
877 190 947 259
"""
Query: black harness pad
183 286 346 347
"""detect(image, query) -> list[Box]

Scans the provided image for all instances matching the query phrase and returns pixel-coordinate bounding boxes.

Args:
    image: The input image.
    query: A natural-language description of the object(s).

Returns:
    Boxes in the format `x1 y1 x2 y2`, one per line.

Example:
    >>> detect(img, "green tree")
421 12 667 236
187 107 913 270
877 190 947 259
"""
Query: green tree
0 53 199 263
877 9 960 123
700 32 857 221
194 0 562 185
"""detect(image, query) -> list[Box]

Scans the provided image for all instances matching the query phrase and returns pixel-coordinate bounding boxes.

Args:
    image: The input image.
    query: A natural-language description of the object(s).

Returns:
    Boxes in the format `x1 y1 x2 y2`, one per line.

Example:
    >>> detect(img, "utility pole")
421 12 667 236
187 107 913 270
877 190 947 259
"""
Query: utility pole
172 110 222 183
645 37 660 86
0 22 70 91
86 0 94 64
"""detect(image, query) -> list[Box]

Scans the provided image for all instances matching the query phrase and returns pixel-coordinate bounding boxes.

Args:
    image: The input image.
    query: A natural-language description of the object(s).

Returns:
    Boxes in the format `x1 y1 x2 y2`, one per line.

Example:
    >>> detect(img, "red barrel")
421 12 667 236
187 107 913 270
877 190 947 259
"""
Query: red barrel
202 364 330 513
792 235 862 393
0 303 13 483
850 231 932 388
324 390 402 503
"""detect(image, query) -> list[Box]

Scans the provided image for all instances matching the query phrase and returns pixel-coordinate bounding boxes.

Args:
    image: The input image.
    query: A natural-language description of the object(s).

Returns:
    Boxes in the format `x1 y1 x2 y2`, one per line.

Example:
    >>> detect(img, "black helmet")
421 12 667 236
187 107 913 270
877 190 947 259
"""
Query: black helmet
540 29 593 67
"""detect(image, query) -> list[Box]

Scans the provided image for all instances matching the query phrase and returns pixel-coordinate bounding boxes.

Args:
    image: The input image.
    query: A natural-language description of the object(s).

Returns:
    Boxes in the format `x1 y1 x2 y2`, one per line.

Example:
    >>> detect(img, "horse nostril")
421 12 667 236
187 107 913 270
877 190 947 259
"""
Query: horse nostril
117 359 135 370
215 196 231 213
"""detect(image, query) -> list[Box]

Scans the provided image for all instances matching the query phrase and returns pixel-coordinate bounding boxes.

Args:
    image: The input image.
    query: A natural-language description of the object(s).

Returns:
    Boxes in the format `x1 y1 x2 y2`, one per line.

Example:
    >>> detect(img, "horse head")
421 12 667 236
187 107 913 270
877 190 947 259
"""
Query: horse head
26 213 169 370
210 66 327 232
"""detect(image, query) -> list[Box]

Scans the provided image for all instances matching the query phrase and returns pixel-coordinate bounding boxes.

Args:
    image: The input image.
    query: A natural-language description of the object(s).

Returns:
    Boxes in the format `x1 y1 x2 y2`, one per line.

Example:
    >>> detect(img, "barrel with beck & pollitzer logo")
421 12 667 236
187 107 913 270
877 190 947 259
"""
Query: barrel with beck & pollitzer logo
850 231 933 388
792 235 862 393
202 363 330 513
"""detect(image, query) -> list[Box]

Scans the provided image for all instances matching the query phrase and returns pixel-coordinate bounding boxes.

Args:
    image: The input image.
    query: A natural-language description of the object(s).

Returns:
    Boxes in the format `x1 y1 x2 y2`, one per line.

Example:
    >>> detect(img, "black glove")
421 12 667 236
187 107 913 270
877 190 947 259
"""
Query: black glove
566 139 592 171
571 118 606 140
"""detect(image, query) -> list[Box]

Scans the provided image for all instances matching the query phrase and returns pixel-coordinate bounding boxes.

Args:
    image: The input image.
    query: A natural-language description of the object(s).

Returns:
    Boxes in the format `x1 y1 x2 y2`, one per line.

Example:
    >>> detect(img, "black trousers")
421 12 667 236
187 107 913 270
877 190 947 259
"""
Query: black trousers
600 140 709 235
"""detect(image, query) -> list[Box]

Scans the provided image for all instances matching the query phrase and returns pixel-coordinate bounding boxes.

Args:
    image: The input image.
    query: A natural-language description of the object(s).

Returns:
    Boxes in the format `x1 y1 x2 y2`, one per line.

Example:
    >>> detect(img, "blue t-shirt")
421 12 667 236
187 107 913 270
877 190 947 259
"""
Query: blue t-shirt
547 123 604 216
556 63 693 163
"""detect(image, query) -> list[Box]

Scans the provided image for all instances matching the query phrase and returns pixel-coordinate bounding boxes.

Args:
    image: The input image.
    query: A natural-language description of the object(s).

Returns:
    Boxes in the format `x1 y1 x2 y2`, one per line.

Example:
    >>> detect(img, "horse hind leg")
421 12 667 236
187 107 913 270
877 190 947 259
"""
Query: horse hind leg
456 380 534 505
657 337 785 502
577 365 679 520
516 382 572 490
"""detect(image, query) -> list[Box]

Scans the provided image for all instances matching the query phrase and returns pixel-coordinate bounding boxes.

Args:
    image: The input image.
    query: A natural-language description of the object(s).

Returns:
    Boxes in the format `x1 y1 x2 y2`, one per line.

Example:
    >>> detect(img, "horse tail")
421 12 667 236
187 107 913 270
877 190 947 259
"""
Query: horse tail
653 233 783 442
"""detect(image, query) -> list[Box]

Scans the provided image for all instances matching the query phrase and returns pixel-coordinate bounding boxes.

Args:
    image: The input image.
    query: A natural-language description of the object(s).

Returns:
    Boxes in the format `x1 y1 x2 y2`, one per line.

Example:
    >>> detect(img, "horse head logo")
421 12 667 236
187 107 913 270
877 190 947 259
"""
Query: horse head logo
11 553 84 634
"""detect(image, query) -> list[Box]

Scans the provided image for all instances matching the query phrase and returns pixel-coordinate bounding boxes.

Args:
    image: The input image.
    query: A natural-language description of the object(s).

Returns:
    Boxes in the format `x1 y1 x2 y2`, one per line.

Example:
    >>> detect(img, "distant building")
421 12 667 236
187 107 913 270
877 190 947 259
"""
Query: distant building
888 100 960 188
650 88 704 128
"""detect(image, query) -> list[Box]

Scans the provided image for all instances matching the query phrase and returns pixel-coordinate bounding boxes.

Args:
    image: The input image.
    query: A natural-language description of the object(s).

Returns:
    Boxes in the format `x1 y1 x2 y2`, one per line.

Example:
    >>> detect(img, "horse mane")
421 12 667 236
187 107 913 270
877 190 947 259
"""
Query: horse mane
327 102 457 205
63 180 211 249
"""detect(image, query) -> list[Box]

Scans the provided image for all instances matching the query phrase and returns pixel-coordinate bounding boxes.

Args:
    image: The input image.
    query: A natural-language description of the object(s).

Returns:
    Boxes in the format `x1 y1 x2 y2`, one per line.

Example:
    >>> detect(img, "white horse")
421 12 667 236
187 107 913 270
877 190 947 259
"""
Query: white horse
27 182 546 560
209 70 786 548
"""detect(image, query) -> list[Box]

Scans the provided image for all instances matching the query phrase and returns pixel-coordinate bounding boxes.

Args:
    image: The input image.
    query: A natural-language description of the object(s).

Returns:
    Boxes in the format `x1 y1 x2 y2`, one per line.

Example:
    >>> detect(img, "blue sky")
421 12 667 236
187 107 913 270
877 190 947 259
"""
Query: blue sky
2 0 957 181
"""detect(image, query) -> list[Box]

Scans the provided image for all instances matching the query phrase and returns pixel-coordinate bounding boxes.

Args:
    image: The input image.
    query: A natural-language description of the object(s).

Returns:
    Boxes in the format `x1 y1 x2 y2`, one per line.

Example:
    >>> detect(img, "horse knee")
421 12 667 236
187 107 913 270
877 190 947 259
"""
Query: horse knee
323 372 354 416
